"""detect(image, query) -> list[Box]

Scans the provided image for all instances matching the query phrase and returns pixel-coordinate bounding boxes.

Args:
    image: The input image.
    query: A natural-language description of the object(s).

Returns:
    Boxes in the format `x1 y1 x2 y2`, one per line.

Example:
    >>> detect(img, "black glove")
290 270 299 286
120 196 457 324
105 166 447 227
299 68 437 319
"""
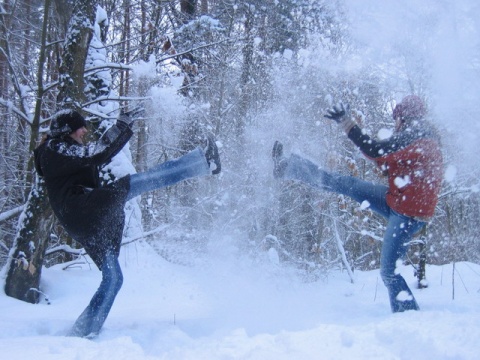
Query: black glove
117 107 144 130
324 103 347 123
116 114 134 131
123 106 145 118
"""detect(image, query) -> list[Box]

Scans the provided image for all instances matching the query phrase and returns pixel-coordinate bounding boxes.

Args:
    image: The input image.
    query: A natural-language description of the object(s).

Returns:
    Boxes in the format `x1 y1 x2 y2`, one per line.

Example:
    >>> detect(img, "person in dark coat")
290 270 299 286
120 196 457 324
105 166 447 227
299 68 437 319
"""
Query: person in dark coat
34 110 221 338
272 95 443 313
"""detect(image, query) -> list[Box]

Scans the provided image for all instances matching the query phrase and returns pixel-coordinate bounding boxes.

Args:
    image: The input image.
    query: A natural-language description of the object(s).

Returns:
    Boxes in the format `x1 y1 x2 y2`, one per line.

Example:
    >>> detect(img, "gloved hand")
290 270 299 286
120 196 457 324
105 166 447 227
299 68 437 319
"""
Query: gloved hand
123 106 145 118
116 113 134 130
116 106 144 130
324 103 347 123
324 103 356 134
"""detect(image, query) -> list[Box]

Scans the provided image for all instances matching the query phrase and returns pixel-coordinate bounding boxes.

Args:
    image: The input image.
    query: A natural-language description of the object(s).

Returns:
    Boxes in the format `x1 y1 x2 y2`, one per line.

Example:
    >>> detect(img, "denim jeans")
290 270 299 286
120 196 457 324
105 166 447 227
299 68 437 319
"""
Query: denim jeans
284 154 425 312
68 250 123 338
68 149 210 337
126 147 210 201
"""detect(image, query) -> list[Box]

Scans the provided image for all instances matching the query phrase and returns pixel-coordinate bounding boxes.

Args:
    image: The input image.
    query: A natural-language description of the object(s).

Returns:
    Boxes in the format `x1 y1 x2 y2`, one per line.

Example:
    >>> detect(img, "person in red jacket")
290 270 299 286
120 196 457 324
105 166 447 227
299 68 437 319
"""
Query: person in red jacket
272 95 443 312
34 110 221 337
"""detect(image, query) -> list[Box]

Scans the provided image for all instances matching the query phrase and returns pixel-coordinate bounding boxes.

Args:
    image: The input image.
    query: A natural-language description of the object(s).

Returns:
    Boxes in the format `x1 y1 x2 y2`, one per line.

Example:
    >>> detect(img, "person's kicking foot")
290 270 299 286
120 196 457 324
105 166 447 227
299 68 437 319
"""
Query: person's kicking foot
205 135 221 175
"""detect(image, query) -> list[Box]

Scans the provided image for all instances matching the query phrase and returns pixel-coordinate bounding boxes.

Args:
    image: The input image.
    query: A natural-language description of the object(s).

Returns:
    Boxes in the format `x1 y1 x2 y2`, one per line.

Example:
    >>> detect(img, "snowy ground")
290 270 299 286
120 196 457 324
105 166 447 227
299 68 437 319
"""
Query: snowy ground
1 239 479 360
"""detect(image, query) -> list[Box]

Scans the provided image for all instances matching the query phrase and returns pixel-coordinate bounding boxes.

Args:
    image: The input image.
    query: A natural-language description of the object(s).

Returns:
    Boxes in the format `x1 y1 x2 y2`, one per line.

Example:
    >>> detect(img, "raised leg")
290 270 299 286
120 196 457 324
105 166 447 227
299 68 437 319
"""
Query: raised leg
126 147 210 201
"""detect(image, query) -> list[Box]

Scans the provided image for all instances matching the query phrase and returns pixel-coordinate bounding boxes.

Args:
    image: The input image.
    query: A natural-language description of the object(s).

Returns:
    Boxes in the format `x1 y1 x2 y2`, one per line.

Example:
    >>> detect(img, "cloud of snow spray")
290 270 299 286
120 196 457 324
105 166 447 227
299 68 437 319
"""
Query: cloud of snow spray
344 0 480 182
132 1 480 306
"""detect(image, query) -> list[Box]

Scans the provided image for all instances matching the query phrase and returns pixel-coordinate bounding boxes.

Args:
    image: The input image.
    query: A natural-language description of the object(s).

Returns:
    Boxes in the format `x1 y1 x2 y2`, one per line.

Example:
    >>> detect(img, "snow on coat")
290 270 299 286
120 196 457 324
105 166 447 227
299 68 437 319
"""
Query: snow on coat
34 126 133 268
347 120 443 218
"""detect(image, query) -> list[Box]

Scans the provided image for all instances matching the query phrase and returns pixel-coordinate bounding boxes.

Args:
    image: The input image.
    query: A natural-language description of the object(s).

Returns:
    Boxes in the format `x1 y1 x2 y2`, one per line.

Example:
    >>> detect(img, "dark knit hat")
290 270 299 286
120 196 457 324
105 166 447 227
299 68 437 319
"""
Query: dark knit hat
392 95 427 122
50 111 87 137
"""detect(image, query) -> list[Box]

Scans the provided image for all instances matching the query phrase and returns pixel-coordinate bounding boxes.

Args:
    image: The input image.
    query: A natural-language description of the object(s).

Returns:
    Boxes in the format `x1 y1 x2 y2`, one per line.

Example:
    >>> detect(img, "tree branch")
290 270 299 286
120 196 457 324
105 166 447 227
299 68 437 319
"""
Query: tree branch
121 224 170 246
0 205 25 223
45 244 85 257
0 98 30 123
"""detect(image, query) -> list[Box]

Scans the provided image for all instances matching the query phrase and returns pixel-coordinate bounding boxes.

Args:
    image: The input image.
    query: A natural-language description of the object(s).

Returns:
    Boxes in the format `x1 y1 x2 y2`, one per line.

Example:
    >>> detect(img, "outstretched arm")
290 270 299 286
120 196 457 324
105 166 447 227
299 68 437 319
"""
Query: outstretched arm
346 125 404 159
47 126 133 172
324 104 411 159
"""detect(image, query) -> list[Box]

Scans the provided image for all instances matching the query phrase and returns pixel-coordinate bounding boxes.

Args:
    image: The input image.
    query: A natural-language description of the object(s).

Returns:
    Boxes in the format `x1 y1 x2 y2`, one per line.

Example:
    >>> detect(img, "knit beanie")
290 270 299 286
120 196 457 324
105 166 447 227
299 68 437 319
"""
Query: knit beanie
392 95 427 122
50 111 87 137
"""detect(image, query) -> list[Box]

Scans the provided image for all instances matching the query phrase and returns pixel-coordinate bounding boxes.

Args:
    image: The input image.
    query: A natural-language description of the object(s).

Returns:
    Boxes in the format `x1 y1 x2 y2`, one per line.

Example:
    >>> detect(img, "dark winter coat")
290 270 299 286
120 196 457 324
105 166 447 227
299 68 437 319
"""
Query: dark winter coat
34 126 133 268
347 120 443 219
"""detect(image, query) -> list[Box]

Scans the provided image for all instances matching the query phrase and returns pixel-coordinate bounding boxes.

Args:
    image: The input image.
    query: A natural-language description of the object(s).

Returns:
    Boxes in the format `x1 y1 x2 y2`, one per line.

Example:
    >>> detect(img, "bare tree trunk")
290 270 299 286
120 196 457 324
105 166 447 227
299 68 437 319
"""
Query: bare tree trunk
4 179 54 303
237 7 254 142
333 219 355 283
0 0 9 99
4 0 95 303
3 0 54 303
181 0 196 21
56 1 95 108
119 0 131 100
135 0 149 173
200 0 208 14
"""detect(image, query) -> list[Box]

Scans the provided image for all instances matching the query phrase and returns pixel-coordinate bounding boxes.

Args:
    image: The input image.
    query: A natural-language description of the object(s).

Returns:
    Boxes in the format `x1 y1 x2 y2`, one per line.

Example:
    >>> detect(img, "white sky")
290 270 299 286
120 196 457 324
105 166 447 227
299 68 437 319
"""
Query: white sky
344 0 480 179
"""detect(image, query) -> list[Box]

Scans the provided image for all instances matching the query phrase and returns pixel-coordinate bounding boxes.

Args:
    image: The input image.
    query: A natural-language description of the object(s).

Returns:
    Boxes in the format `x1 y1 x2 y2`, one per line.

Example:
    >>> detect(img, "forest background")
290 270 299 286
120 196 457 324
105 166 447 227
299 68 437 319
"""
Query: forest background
1 0 479 303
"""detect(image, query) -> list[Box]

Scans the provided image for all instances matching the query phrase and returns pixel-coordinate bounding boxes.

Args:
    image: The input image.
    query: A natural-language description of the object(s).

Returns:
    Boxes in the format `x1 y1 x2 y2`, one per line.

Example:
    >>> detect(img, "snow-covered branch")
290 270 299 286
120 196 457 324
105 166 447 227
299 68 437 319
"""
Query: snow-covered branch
0 205 25 223
84 62 134 74
156 38 237 65
45 244 86 257
333 219 355 284
82 96 150 113
121 224 170 246
0 98 30 124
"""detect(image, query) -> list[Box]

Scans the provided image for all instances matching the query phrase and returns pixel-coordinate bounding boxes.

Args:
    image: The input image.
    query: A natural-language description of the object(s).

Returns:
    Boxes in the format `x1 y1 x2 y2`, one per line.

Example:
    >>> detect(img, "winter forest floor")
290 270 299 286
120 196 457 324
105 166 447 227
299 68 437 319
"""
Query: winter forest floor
1 239 479 360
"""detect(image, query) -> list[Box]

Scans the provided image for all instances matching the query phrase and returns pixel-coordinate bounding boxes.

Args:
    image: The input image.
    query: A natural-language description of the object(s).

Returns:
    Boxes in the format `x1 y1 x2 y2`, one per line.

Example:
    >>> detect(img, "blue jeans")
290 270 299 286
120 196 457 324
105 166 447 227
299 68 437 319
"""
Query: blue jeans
68 250 123 337
126 147 210 201
284 154 425 312
69 149 209 337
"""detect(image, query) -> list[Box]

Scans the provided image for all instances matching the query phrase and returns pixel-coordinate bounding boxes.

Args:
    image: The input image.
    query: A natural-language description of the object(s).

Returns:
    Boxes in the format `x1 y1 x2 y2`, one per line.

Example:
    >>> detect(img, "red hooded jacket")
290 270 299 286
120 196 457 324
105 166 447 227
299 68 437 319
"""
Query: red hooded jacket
347 121 443 218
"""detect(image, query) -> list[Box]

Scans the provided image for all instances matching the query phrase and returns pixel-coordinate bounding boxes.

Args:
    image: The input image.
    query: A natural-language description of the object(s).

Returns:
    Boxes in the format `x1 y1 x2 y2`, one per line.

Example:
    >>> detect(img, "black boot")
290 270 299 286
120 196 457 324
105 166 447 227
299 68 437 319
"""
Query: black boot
205 135 221 175
272 141 287 178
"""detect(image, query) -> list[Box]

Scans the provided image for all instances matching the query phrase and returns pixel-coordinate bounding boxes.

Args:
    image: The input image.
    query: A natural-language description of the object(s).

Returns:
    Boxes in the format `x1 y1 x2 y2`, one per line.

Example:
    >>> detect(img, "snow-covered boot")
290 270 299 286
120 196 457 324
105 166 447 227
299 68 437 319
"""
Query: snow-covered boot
204 135 221 175
272 141 288 178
